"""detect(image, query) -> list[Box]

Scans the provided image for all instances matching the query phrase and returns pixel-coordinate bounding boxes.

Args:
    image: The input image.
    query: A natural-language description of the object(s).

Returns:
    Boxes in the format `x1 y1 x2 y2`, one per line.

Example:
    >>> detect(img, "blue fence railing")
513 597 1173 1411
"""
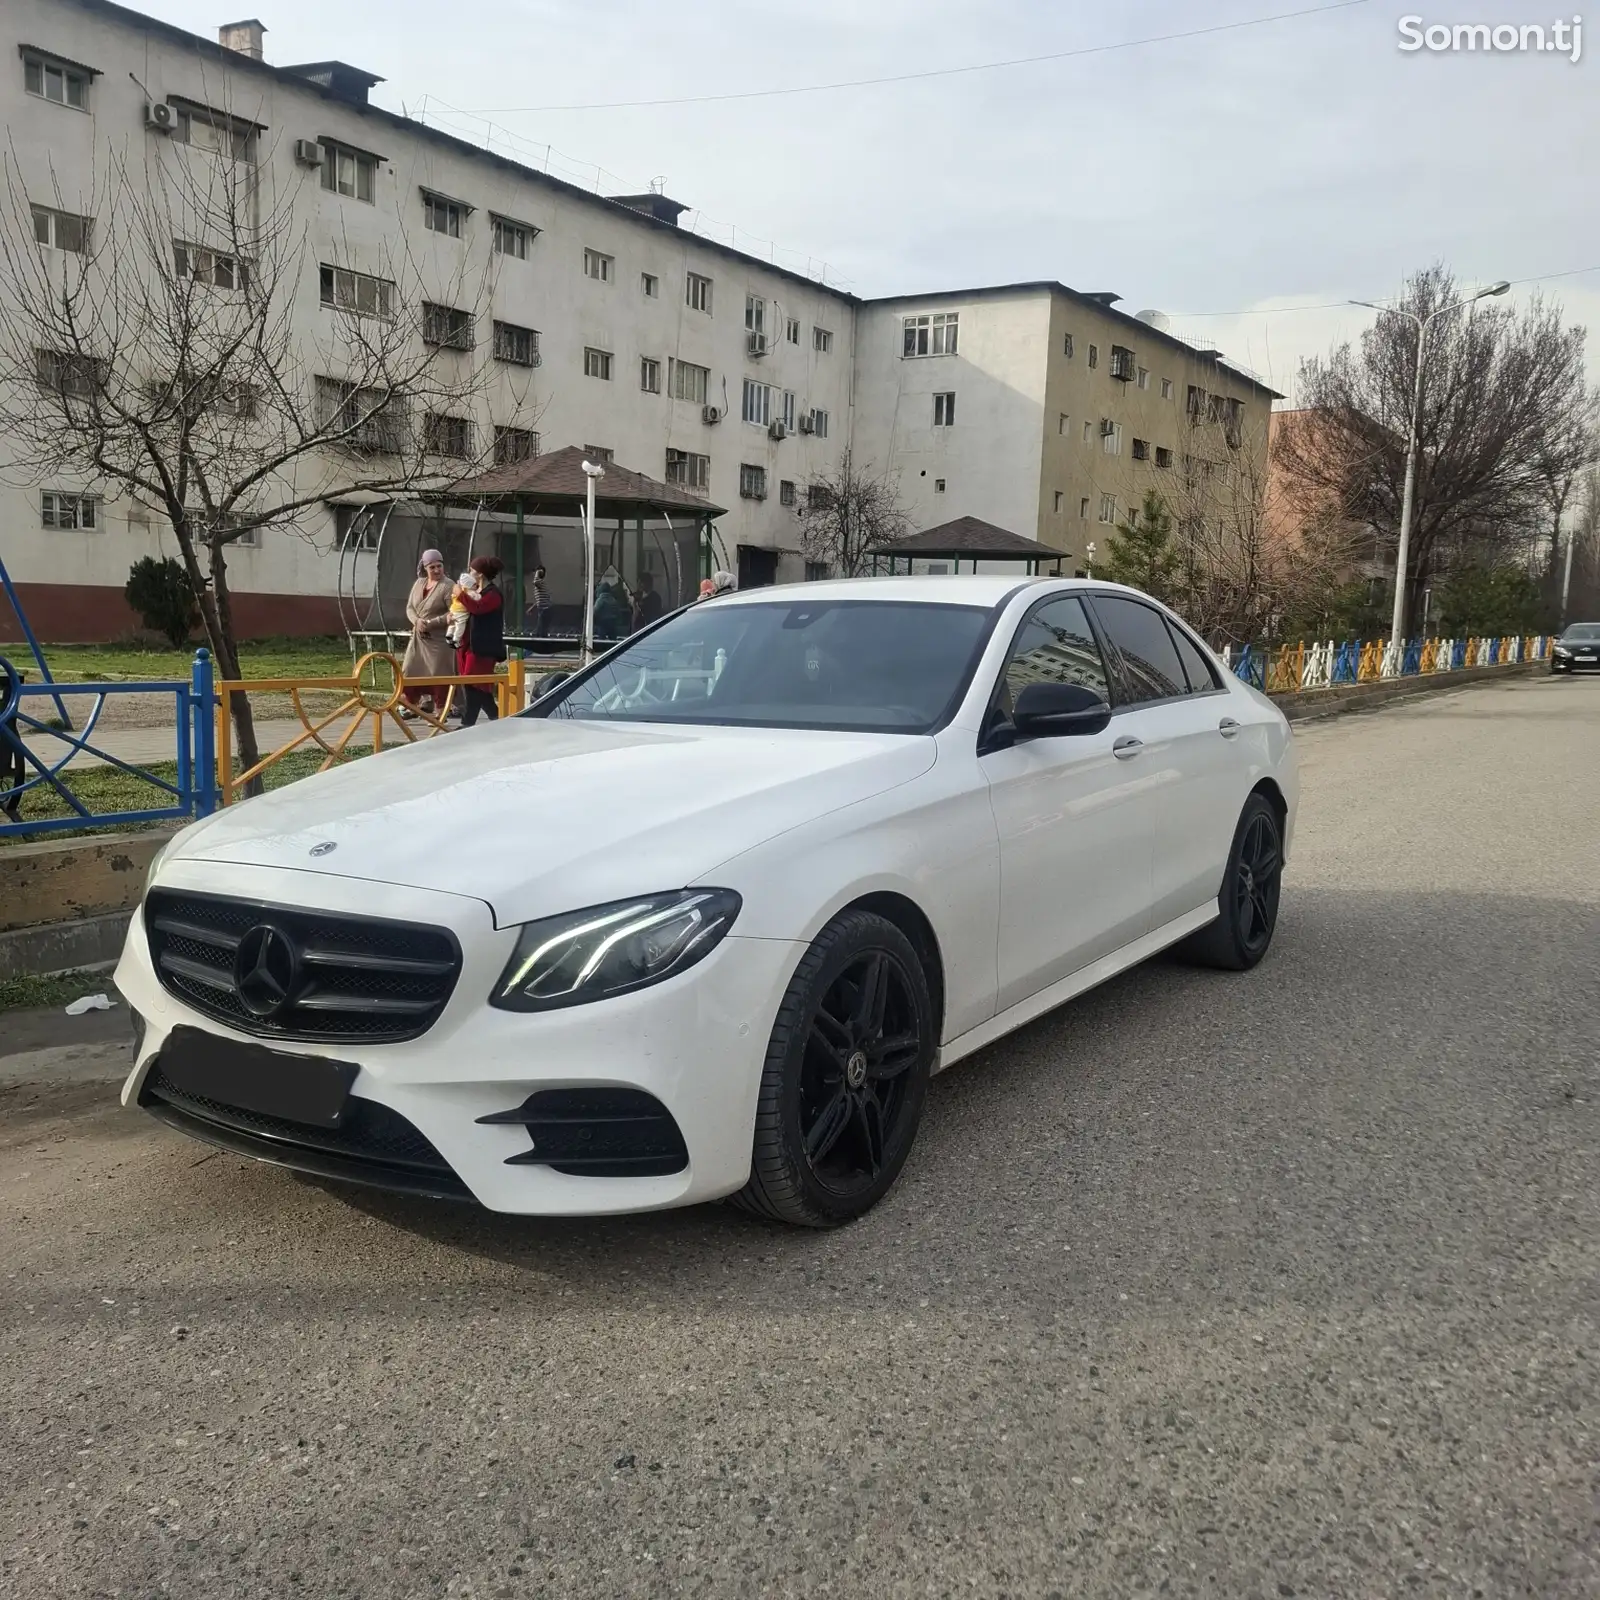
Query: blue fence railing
1 650 218 839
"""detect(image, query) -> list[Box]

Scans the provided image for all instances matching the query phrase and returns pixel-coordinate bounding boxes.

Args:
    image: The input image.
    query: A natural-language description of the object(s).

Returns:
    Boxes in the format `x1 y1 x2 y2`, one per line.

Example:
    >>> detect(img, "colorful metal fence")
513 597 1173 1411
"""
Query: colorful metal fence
1220 635 1551 691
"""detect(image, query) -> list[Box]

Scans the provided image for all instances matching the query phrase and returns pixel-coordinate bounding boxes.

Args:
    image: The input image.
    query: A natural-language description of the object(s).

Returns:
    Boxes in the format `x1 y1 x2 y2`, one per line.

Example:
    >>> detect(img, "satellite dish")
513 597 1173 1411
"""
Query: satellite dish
1134 309 1171 332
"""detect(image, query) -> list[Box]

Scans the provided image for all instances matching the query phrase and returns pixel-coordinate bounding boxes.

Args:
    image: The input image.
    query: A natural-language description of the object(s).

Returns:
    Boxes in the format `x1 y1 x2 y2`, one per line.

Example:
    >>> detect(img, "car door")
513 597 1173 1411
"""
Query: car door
1086 593 1246 928
979 593 1155 1013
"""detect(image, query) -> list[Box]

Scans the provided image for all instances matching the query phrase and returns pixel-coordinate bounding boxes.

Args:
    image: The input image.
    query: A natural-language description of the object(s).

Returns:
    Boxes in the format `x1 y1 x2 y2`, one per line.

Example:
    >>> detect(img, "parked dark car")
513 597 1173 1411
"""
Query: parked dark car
1550 622 1600 673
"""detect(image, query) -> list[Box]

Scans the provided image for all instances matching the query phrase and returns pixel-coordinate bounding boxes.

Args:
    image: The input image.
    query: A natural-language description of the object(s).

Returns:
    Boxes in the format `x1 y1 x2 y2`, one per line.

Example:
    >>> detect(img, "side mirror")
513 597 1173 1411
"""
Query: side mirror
1011 681 1111 738
532 670 571 700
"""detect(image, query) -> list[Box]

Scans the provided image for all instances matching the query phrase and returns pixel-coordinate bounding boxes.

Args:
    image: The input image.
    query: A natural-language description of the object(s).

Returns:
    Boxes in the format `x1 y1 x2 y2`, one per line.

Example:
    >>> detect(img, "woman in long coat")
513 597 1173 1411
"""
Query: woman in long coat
401 548 455 716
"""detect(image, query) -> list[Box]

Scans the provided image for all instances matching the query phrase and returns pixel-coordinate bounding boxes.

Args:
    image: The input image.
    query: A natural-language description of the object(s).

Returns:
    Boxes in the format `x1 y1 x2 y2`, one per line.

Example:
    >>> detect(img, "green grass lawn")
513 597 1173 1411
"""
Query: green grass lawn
0 968 121 1014
1 747 366 844
34 636 356 684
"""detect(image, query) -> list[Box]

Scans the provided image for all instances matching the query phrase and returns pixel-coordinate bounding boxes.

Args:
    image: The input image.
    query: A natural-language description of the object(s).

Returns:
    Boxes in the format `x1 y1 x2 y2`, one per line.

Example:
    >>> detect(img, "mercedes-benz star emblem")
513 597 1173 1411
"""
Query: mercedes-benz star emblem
234 924 299 1019
309 841 337 858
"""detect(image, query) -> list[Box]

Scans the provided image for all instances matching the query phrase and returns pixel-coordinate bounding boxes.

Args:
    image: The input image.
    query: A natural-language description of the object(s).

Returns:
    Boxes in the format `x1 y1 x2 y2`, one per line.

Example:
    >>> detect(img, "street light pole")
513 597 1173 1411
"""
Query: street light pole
580 459 606 662
1349 281 1510 643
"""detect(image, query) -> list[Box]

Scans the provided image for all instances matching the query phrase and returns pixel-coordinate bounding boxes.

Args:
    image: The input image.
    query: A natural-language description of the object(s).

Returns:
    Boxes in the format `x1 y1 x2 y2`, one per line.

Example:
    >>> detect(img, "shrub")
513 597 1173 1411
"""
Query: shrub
124 556 199 648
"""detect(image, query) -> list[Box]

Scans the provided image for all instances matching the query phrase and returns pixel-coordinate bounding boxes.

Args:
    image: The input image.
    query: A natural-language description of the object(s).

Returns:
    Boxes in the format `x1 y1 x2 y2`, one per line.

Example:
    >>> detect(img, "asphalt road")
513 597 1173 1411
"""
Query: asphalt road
3 674 1597 1599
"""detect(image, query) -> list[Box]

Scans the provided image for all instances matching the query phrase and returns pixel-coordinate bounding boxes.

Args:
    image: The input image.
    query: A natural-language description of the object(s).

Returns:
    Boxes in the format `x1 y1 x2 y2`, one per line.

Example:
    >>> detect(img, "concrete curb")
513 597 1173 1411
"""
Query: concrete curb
0 913 130 982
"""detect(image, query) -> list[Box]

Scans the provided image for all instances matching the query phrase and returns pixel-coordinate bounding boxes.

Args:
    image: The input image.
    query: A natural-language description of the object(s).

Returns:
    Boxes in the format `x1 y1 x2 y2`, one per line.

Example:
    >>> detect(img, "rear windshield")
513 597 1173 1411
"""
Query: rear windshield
531 598 993 734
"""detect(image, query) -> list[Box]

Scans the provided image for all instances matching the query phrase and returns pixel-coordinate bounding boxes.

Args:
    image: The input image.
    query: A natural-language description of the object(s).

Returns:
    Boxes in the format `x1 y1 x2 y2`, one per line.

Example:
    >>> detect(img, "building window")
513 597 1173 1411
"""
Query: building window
1081 420 1092 444
1187 384 1207 422
745 295 766 335
782 390 796 431
1079 497 1090 519
423 412 473 457
1087 343 1099 369
40 491 97 529
804 561 829 582
320 141 375 202
1063 333 1074 358
641 272 659 298
319 264 394 318
314 377 406 453
933 392 956 427
422 193 464 238
33 207 89 253
582 445 614 463
670 359 709 404
1131 437 1150 461
1161 377 1174 400
493 426 539 465
583 347 613 380
742 379 772 426
813 326 833 353
24 55 90 109
1110 345 1136 381
779 479 796 507
810 408 830 439
640 356 661 393
1058 413 1070 435
583 248 613 282
1053 491 1064 512
1137 366 1150 390
902 311 958 357
174 241 248 287
739 463 768 500
687 272 713 313
933 478 946 493
422 302 474 351
1101 420 1122 455
492 320 539 366
35 348 104 398
1155 446 1173 469
491 215 536 258
786 317 801 345
665 448 709 490
807 484 835 510
173 106 255 161
1099 494 1117 524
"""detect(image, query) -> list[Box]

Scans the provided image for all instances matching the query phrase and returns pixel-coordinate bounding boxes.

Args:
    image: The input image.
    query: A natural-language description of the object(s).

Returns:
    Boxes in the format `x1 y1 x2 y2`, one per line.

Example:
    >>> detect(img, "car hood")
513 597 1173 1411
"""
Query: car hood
166 716 935 925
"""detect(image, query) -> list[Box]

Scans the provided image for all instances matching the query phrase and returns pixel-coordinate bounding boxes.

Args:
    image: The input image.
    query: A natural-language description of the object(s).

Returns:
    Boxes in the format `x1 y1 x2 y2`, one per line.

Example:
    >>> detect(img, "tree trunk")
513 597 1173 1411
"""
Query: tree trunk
207 539 266 798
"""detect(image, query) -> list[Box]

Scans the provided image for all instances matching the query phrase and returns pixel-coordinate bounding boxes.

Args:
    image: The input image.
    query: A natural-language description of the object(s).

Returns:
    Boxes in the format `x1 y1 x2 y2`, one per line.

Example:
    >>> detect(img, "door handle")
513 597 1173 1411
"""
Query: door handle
1218 717 1240 739
1112 735 1144 760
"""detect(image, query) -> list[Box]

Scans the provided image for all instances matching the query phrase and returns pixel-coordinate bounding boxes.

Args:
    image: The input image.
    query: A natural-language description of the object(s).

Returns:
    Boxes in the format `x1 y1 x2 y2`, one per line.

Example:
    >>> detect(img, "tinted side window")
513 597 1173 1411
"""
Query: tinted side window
1000 595 1111 710
1167 620 1220 692
1091 595 1187 703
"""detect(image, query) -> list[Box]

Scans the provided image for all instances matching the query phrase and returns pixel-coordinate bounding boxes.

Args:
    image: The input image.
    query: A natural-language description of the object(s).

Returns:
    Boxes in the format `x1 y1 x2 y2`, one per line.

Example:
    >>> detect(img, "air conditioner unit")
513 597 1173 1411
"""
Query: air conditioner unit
701 404 722 426
768 419 787 441
797 413 815 434
144 101 176 133
746 331 768 357
1099 419 1116 437
292 138 323 167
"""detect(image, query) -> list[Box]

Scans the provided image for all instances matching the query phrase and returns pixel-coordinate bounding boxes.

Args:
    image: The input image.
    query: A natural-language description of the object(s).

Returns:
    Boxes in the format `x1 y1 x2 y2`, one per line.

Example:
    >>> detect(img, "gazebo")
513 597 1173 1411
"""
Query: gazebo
434 447 730 648
870 515 1067 577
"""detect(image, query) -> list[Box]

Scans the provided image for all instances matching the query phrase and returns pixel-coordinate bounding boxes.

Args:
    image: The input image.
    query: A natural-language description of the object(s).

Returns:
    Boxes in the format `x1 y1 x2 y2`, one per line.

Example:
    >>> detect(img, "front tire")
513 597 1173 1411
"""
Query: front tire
734 909 935 1227
1181 793 1284 971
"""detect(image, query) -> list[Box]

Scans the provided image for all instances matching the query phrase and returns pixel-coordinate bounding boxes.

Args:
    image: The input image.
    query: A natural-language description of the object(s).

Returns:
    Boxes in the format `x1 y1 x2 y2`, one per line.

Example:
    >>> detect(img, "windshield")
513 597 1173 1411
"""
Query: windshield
532 598 993 733
1560 623 1600 642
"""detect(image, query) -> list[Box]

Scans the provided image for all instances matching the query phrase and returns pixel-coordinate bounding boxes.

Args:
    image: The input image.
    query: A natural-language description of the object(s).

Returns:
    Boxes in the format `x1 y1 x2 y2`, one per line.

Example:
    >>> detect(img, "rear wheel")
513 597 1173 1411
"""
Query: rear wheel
1181 793 1284 971
734 909 935 1228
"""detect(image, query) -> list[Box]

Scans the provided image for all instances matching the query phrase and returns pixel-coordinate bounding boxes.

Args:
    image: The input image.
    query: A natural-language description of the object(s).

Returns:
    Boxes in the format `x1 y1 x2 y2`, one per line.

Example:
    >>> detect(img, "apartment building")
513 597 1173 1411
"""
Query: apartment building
853 285 1281 574
0 0 1279 641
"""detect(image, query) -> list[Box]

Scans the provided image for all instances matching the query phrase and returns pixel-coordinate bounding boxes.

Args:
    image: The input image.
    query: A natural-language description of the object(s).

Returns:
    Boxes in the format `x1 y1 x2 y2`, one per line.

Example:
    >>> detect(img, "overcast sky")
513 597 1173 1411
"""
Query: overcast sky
148 0 1599 398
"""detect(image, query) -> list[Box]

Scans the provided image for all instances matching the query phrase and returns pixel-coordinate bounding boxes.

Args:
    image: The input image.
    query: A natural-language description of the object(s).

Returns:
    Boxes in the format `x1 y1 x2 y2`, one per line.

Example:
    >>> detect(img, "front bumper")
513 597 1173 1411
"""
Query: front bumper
1551 655 1599 671
115 860 803 1215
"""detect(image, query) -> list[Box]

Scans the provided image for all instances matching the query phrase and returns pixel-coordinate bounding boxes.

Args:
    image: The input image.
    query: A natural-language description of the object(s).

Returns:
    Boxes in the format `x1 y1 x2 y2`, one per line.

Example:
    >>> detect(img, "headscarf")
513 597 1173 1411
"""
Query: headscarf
418 548 445 576
709 570 737 594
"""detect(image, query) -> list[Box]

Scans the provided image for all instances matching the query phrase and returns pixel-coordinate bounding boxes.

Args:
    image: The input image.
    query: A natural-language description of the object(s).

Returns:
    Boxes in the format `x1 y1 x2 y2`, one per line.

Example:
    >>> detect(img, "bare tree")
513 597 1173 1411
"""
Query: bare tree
796 450 911 577
0 108 521 777
1273 263 1591 633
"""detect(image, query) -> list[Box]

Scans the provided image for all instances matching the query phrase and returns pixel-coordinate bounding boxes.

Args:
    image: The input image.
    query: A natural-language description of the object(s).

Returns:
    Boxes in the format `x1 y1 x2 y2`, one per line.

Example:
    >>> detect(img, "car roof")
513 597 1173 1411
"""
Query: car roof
707 575 1113 609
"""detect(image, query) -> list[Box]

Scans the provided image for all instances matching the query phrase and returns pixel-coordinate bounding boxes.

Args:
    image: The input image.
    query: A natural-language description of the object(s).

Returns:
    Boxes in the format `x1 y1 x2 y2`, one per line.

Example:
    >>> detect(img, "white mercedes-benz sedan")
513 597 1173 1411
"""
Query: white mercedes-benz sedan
117 577 1297 1227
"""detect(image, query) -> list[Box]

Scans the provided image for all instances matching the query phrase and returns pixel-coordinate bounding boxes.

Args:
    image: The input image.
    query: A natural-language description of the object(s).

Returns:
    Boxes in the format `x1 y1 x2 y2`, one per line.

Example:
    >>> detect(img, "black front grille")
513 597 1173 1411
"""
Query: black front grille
479 1087 689 1178
141 1059 471 1198
144 889 461 1044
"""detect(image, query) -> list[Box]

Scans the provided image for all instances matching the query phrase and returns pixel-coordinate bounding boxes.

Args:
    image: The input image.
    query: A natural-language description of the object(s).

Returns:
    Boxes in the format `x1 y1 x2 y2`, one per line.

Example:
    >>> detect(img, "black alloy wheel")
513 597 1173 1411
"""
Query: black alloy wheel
735 909 935 1227
1181 792 1284 971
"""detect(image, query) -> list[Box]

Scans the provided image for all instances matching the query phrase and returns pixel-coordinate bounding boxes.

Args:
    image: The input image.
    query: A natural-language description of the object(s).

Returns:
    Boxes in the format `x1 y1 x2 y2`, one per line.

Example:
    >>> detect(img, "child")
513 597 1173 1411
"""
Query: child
445 571 476 648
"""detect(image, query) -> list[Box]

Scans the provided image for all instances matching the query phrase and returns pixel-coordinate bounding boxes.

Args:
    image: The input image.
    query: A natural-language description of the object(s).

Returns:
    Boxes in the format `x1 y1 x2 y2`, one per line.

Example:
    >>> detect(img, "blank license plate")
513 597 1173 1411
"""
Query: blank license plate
158 1026 359 1129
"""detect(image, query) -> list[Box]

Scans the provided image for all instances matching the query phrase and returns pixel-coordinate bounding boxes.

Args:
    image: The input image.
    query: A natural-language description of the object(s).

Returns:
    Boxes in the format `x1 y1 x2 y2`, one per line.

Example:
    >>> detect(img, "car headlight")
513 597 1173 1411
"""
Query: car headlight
145 832 178 894
490 889 742 1012
1554 646 1571 657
